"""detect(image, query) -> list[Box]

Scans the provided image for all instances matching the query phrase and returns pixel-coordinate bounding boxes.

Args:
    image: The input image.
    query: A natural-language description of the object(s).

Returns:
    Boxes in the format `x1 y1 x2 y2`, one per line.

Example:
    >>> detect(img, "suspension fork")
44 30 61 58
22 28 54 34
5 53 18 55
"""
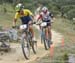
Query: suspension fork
41 27 45 39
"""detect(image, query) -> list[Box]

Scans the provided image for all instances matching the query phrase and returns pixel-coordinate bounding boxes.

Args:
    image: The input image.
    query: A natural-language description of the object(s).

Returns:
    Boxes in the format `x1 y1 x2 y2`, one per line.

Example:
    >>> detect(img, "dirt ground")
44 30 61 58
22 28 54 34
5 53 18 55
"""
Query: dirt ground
0 30 62 63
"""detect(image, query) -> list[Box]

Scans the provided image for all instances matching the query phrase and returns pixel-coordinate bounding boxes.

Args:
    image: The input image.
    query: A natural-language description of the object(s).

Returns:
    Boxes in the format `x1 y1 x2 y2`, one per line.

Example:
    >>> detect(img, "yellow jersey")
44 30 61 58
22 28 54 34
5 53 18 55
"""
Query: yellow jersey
15 9 33 19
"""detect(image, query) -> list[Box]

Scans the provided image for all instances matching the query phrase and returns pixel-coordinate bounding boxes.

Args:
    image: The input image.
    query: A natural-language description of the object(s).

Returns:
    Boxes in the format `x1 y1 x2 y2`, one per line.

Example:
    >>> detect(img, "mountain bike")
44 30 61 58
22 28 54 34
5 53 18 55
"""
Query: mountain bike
36 22 52 50
19 23 37 60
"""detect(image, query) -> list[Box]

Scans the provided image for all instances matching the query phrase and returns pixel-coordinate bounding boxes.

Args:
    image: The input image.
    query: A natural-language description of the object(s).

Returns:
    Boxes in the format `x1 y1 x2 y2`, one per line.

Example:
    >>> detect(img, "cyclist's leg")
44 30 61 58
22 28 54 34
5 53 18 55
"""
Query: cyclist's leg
48 25 52 40
47 22 52 43
45 22 52 40
29 21 36 41
29 21 34 37
21 16 35 41
21 16 36 41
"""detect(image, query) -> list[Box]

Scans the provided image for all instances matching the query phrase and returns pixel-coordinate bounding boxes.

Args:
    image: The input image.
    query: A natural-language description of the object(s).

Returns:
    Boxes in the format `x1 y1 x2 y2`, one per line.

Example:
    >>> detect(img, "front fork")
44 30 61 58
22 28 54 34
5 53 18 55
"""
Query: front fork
40 27 49 40
40 28 46 44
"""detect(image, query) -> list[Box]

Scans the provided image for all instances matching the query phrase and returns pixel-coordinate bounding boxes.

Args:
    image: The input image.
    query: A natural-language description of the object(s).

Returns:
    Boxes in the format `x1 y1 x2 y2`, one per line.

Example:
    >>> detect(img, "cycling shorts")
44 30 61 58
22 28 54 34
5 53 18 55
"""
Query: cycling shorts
20 16 32 24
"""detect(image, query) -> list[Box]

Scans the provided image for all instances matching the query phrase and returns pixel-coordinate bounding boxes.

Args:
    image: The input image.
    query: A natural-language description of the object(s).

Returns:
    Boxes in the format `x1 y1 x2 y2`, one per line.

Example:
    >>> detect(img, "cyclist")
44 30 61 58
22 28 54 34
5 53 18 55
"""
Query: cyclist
37 6 53 42
13 3 36 41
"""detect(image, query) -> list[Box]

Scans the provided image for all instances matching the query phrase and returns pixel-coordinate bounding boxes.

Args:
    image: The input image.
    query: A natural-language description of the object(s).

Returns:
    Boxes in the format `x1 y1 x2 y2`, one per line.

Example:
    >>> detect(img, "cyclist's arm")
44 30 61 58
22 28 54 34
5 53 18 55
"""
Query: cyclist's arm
37 14 42 21
13 13 20 26
13 18 17 26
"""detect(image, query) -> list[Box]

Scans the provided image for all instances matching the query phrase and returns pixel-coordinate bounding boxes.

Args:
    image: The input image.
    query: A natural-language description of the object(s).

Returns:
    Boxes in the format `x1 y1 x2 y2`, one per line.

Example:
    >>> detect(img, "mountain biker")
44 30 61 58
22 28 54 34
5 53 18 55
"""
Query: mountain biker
13 3 36 41
37 6 53 42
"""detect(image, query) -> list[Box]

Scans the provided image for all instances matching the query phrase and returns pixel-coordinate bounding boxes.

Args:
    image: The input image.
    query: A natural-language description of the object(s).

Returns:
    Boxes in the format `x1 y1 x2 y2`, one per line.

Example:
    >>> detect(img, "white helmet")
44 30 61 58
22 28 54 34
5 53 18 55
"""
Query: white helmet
41 6 48 12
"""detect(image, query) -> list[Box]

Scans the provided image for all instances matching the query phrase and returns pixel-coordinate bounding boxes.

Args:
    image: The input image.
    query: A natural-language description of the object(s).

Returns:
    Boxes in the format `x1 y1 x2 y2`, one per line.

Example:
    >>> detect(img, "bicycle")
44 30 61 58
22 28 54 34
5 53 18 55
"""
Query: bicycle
13 23 37 60
36 22 52 50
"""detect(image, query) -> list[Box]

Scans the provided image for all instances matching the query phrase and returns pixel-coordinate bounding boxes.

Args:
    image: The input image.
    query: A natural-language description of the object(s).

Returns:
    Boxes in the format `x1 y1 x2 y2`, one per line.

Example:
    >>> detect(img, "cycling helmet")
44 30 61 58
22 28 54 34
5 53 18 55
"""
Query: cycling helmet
15 3 24 12
41 6 48 12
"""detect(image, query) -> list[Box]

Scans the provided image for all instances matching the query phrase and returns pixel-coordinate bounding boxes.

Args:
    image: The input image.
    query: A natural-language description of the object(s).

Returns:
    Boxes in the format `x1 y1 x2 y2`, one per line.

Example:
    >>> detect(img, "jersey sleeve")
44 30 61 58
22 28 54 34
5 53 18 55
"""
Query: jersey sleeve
26 9 33 16
38 14 42 20
14 12 20 19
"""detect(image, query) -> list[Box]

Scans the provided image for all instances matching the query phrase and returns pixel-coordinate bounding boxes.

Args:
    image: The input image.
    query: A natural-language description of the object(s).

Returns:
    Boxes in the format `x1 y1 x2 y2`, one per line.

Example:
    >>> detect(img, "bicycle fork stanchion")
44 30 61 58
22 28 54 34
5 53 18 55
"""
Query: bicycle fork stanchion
41 29 44 44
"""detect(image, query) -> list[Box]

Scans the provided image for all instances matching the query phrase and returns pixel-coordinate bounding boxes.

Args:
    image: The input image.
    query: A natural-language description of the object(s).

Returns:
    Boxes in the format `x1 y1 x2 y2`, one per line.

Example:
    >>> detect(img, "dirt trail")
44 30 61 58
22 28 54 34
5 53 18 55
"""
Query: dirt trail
0 28 63 63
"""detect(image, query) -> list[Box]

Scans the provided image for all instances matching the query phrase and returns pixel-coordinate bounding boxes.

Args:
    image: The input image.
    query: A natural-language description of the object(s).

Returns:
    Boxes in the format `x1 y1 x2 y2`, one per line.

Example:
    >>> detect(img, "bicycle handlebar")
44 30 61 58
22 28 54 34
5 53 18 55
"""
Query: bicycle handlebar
12 22 36 29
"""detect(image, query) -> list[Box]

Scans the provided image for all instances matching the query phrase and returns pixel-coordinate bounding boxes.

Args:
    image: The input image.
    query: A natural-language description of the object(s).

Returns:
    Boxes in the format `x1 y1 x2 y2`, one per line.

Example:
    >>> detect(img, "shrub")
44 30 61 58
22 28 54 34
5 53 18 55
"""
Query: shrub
66 9 75 20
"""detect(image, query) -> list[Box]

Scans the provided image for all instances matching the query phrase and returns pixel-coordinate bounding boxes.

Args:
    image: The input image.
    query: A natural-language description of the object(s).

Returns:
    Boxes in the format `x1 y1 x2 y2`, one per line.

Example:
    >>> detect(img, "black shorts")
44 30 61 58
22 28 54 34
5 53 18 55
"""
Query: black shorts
20 16 32 24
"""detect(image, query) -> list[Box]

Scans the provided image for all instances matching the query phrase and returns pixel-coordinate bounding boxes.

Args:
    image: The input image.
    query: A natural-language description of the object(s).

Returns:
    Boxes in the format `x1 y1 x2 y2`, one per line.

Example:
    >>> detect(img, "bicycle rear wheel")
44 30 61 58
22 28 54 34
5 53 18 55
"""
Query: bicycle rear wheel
31 41 37 54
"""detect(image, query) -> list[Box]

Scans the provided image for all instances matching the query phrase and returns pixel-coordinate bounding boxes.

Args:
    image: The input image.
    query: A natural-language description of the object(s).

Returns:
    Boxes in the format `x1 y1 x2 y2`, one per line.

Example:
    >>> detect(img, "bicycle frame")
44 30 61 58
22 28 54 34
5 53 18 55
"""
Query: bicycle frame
21 23 37 59
38 22 51 50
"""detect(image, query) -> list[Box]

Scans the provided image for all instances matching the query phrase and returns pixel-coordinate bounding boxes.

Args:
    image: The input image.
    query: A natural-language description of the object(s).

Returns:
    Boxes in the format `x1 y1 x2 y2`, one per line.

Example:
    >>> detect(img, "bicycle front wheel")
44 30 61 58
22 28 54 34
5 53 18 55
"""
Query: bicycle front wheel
44 39 49 50
21 35 30 60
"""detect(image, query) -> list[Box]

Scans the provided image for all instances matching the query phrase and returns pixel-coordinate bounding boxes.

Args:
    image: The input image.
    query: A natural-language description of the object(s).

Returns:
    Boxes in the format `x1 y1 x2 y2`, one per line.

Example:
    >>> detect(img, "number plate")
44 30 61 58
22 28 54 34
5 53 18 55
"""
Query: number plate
40 22 47 27
20 24 27 29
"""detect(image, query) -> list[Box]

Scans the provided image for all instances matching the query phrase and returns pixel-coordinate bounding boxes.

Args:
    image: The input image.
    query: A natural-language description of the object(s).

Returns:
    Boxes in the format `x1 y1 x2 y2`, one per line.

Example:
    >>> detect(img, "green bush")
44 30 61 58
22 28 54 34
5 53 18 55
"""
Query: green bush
51 10 60 16
61 5 75 13
66 9 75 20
0 25 3 31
